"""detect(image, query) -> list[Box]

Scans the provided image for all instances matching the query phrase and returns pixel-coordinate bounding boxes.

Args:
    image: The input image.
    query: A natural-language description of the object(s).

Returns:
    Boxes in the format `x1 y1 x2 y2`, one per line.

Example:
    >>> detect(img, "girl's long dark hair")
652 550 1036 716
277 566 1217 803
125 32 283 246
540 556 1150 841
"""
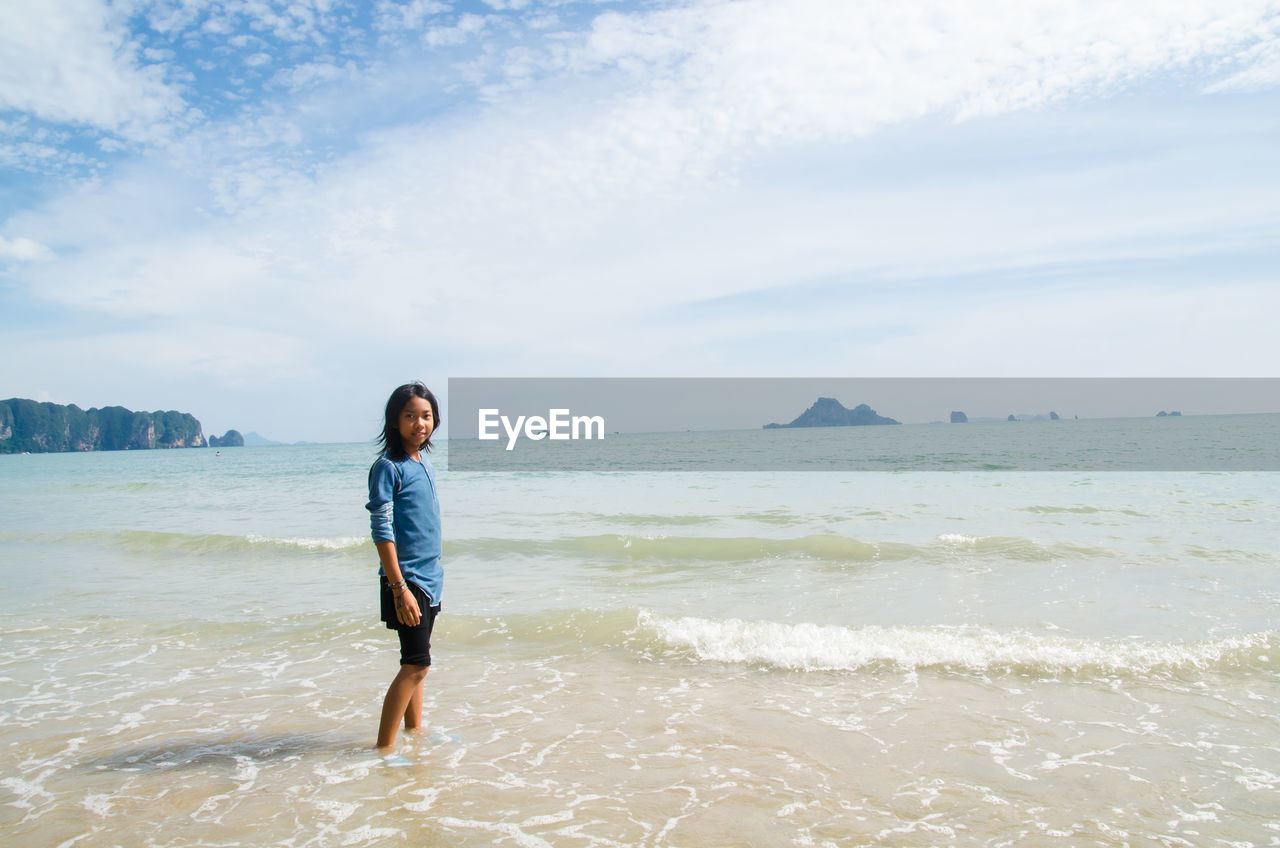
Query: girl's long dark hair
376 382 440 460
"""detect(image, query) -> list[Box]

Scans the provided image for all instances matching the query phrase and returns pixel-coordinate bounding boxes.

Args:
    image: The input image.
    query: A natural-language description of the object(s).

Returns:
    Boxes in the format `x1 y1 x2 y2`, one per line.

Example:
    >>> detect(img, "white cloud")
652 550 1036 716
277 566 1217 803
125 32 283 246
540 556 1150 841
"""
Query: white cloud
1207 37 1280 91
202 15 236 36
269 60 359 90
210 0 339 43
543 0 1280 178
424 13 491 47
0 235 53 261
137 0 209 36
375 0 451 32
0 138 103 175
0 0 184 140
24 237 273 317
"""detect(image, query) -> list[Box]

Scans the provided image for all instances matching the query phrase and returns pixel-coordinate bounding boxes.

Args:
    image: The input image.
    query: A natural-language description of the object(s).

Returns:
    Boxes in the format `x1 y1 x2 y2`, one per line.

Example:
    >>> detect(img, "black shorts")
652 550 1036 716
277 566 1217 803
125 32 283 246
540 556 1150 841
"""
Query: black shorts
380 578 441 667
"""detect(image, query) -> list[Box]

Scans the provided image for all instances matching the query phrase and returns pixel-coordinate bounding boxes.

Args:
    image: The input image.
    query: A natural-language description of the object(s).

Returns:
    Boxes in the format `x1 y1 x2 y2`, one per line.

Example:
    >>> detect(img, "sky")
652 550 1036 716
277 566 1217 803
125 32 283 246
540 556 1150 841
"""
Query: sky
1 0 1278 443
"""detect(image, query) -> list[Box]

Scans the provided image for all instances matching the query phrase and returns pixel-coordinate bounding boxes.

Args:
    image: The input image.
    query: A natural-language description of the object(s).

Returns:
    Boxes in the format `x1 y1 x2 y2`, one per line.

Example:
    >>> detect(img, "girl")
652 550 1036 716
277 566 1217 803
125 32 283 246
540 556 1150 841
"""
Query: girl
366 382 443 751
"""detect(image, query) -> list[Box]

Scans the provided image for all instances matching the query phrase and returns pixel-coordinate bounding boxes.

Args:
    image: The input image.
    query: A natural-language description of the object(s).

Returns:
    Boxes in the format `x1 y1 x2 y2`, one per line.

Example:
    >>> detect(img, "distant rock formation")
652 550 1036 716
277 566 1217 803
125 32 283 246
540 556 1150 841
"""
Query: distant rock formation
962 410 1062 423
764 397 900 428
209 429 245 448
1156 410 1183 417
0 398 206 453
242 431 320 446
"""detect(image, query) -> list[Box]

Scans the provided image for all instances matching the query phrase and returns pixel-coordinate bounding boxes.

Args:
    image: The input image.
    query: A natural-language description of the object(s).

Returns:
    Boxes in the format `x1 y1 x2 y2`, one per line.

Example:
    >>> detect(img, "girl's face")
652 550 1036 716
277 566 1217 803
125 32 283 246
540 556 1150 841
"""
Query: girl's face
398 396 434 453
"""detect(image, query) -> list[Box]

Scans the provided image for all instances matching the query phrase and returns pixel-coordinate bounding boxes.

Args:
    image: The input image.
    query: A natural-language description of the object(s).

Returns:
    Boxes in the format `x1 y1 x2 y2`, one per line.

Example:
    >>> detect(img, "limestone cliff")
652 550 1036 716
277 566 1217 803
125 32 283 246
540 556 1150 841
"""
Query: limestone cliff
0 399 206 453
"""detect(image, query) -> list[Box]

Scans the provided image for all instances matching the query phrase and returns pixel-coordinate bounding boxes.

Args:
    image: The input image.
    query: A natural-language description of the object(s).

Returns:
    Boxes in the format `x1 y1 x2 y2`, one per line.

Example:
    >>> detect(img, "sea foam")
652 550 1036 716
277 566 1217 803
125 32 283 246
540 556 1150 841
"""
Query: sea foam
637 611 1275 676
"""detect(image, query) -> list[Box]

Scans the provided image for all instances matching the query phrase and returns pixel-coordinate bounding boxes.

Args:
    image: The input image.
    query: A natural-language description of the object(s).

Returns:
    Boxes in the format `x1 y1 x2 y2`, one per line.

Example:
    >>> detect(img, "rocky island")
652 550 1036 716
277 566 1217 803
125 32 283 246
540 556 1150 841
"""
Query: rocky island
764 397 900 428
208 429 245 447
1 398 210 453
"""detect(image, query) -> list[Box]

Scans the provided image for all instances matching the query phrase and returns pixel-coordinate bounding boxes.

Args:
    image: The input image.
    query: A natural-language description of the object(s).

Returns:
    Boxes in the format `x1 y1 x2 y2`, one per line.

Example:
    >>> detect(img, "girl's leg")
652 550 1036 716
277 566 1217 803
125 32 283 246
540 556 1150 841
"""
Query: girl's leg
377 664 428 749
404 674 426 732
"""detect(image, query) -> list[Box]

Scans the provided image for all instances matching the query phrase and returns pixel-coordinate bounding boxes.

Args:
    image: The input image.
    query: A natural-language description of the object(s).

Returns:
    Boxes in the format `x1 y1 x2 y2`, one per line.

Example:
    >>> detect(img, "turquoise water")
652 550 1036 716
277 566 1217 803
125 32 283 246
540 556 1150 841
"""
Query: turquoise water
2 428 1278 846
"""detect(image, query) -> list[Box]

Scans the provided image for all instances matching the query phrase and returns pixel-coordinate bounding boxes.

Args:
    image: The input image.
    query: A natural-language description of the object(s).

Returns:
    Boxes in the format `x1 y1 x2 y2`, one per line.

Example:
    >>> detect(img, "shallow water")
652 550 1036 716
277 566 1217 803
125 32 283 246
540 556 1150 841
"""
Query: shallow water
2 436 1278 846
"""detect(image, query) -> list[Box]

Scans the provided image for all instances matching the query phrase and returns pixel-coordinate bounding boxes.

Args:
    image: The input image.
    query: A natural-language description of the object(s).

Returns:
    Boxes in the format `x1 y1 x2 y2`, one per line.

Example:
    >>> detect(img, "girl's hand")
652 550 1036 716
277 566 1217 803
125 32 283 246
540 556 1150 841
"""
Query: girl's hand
394 586 422 627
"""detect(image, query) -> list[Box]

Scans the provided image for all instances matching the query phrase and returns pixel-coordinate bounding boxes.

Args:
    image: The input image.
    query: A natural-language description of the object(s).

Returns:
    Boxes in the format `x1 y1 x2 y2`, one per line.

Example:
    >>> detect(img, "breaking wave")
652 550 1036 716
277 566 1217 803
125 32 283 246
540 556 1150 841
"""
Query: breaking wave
443 608 1275 679
634 611 1276 676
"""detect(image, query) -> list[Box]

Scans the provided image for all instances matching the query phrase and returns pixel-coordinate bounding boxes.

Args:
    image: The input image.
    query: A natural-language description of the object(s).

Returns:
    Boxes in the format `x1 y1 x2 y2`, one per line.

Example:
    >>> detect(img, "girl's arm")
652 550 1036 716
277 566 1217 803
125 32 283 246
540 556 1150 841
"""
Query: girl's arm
367 458 421 626
376 540 422 627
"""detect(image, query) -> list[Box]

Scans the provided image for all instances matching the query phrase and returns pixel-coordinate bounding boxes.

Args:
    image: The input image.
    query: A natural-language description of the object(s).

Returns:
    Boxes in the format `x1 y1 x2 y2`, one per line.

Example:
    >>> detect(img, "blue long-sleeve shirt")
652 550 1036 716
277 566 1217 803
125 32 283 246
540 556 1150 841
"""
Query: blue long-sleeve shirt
366 454 442 606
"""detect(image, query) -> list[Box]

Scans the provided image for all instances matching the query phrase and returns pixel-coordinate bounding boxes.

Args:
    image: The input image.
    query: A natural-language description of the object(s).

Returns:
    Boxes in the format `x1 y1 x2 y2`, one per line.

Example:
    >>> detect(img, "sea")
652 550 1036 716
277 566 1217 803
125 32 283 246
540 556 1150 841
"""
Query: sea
2 417 1278 847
